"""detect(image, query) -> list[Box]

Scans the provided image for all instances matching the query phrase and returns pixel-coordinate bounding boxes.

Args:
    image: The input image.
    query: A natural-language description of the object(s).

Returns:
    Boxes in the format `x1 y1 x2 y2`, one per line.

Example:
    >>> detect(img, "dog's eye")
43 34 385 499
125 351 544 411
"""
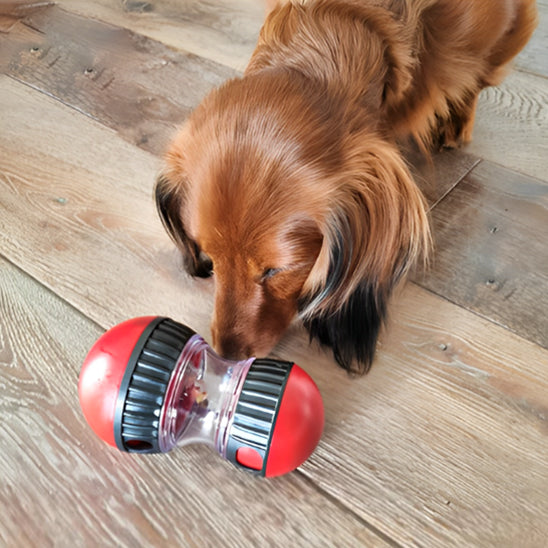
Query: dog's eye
189 240 213 278
261 267 282 281
198 251 213 277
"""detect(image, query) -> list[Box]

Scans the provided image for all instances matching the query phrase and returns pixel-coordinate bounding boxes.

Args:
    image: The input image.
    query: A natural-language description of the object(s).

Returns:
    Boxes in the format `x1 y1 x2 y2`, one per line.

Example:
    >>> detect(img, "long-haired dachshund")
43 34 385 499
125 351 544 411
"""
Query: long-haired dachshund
156 0 537 373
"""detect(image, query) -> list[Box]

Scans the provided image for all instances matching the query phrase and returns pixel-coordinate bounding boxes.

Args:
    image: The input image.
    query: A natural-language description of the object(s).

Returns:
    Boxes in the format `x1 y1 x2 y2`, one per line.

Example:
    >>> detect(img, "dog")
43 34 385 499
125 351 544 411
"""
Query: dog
156 0 537 373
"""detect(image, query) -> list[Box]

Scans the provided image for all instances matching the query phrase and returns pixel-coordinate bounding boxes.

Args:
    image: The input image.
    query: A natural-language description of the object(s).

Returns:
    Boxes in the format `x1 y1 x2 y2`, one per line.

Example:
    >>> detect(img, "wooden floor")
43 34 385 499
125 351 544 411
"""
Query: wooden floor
1 1 547 546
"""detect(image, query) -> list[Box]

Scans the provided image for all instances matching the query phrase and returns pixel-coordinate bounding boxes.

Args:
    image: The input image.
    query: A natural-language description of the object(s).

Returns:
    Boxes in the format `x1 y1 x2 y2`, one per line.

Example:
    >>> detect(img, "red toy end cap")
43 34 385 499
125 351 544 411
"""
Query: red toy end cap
78 316 157 447
265 364 324 477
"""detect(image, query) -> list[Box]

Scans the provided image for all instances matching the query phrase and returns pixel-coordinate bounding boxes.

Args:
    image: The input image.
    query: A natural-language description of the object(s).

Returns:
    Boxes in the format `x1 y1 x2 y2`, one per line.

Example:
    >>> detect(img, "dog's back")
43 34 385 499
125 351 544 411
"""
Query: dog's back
256 0 538 148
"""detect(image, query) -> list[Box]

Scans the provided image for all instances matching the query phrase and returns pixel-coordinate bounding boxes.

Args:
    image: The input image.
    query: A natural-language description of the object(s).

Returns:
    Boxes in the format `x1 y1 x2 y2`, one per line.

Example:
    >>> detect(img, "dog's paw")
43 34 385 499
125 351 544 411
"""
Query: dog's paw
436 117 474 150
436 96 478 150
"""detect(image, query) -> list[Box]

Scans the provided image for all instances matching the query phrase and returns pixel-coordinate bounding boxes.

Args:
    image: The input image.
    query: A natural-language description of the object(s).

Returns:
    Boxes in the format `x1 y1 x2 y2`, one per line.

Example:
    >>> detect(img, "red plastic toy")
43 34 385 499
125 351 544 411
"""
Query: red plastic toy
78 316 324 477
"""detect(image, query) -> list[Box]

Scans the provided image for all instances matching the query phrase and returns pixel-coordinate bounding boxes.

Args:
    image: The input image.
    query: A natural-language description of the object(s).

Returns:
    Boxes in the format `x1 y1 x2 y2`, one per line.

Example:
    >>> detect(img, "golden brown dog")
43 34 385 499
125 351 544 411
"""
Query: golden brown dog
156 0 537 373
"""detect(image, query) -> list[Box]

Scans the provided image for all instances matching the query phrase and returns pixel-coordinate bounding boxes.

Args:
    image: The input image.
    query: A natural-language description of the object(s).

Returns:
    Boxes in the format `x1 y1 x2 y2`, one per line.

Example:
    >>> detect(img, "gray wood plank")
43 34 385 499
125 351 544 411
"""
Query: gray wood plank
417 160 548 349
466 70 548 181
281 281 548 548
515 0 548 77
0 4 236 156
58 0 264 71
0 74 211 334
404 146 480 208
0 1 52 31
0 253 388 547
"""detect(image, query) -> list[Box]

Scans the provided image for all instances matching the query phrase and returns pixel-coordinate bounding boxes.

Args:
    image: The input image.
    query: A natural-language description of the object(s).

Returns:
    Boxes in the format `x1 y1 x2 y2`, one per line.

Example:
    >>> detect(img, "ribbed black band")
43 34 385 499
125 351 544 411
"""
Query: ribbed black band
114 317 195 452
226 358 293 475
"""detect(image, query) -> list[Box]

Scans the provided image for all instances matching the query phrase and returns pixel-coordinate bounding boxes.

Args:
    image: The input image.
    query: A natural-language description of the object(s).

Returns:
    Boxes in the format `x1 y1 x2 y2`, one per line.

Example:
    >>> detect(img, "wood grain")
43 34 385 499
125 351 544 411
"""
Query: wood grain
0 5 236 156
277 282 548 547
418 161 548 349
0 1 53 16
2 75 548 546
0 256 388 548
466 70 548 181
58 0 264 71
0 75 214 336
515 0 548 77
404 146 480 209
0 1 52 32
1 3 547 545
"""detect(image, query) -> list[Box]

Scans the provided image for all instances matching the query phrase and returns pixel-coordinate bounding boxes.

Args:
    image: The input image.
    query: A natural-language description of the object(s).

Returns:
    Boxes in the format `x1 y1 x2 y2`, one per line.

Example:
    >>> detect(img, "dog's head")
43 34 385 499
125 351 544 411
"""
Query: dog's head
156 71 430 373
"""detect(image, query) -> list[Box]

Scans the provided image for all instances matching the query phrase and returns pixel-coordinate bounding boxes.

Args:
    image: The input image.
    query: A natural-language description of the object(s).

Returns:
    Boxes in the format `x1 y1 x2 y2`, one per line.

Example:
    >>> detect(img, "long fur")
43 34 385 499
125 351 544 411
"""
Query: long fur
156 0 537 373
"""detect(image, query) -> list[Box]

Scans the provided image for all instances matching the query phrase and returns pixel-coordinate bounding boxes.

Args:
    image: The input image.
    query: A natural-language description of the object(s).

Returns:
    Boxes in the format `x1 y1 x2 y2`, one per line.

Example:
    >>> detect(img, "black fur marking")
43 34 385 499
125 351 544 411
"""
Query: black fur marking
300 280 387 374
154 174 213 278
298 220 387 374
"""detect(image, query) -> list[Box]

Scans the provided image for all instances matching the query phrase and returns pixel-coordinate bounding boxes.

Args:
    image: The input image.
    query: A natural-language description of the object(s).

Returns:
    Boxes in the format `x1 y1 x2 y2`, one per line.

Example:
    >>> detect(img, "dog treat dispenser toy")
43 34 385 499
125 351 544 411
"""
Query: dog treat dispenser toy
78 316 324 477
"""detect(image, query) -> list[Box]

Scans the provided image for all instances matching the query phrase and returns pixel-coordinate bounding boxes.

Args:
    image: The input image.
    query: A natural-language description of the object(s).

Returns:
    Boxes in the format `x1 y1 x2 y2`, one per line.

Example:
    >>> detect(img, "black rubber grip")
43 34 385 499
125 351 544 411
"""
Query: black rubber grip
114 318 195 452
226 358 293 475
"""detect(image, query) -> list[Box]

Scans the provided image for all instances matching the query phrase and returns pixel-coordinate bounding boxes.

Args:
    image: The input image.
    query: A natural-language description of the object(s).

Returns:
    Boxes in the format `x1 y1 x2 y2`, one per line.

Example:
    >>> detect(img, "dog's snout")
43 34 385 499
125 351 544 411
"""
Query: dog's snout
218 341 252 361
212 330 252 361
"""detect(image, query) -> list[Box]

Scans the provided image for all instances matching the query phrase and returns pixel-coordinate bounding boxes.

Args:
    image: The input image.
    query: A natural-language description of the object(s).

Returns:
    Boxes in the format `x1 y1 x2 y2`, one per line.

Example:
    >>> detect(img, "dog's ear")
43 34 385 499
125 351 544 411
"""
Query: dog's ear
154 173 213 278
299 139 430 374
300 232 390 374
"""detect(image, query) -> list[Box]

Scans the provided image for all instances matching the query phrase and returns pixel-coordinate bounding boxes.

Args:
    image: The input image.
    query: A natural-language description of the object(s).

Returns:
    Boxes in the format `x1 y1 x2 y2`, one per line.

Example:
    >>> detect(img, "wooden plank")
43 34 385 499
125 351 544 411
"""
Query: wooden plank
0 4 478 202
280 282 548 547
418 161 548 349
0 74 213 335
515 0 548 77
2 75 548 547
58 0 264 71
404 146 480 209
0 1 54 17
466 70 548 181
0 5 236 156
0 1 53 32
0 256 388 547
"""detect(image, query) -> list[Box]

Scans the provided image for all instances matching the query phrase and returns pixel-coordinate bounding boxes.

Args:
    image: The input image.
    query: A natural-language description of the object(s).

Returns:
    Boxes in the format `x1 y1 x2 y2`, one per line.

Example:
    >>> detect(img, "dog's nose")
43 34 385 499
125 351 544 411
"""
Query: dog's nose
213 334 252 361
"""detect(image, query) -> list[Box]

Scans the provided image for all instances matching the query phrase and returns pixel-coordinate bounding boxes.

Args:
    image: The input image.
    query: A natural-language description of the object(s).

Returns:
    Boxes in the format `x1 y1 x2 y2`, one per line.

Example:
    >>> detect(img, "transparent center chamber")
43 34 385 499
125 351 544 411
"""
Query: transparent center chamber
158 334 253 455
